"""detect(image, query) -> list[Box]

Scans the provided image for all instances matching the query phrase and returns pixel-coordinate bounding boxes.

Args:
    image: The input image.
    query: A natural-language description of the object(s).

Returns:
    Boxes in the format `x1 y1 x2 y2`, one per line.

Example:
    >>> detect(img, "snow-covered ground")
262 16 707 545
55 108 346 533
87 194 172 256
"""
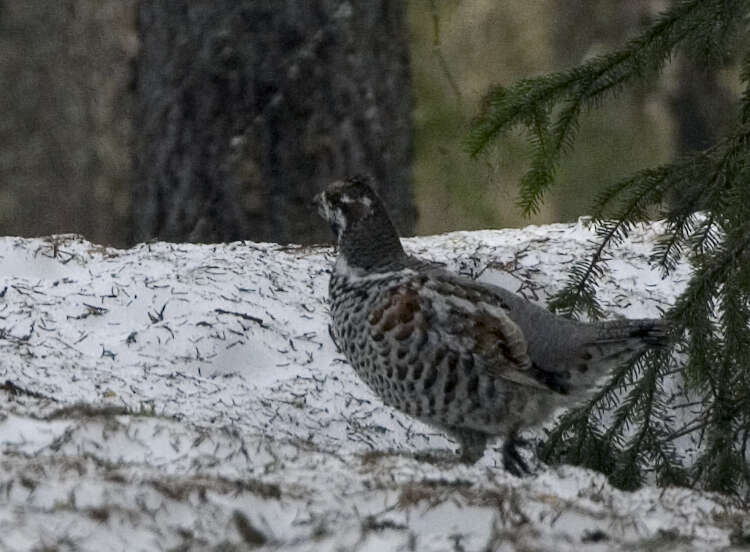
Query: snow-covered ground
0 223 746 551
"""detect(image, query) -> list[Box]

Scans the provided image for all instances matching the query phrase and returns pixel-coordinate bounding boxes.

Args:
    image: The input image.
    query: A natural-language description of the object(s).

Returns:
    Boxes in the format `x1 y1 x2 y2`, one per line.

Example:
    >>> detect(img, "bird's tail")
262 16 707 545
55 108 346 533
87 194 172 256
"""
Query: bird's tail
562 318 669 400
585 317 668 359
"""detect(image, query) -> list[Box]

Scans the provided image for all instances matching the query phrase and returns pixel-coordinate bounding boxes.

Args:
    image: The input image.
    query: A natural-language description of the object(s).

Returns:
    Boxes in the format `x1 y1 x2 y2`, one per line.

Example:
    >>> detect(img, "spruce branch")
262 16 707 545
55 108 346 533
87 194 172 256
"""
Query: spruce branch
603 354 660 446
689 213 721 257
468 0 750 498
467 0 704 156
517 107 555 215
541 351 652 470
649 428 691 488
466 0 747 214
651 213 695 277
649 124 750 273
548 174 665 319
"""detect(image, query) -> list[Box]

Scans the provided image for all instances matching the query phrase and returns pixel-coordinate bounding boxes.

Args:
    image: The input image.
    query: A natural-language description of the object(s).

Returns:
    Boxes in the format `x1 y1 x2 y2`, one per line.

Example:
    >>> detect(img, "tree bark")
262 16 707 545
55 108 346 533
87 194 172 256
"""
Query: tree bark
0 0 137 246
668 56 733 155
131 1 415 245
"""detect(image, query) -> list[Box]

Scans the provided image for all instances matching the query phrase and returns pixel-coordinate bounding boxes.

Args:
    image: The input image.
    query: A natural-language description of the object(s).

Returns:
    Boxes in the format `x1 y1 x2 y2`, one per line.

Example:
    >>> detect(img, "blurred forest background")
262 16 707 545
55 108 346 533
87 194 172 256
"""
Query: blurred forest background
0 1 739 246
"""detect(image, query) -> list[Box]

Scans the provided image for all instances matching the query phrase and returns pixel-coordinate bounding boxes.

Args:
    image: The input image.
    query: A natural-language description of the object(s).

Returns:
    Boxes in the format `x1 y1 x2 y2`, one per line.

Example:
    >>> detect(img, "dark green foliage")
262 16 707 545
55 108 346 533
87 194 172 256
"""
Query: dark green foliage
469 0 750 501
467 0 747 214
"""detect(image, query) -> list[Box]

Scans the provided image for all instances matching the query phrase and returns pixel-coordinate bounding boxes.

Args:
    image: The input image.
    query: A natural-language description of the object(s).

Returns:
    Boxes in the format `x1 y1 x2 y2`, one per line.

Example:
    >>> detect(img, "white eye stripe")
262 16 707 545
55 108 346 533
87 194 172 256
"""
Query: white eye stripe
339 194 373 214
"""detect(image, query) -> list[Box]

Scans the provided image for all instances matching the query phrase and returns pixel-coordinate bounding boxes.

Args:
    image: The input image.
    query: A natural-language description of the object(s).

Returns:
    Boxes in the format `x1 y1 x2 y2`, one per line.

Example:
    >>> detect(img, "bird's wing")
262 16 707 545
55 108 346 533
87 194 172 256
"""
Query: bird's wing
367 271 550 391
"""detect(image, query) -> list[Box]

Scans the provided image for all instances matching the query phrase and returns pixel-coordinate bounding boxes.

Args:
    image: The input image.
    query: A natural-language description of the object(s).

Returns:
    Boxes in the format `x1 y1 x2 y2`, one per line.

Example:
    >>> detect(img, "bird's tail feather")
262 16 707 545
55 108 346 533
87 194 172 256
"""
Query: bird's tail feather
560 318 669 400
581 318 667 367
593 318 669 347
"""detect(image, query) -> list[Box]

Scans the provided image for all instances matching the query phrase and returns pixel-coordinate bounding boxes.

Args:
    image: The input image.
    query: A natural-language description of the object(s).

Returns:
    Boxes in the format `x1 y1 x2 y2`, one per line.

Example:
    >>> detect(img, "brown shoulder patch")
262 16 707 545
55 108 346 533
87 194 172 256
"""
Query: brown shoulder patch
368 283 428 342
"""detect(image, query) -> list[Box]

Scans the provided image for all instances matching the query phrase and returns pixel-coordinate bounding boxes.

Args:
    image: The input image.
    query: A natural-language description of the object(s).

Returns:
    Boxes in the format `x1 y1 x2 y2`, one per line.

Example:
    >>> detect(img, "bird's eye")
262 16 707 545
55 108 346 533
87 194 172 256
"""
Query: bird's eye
329 192 343 205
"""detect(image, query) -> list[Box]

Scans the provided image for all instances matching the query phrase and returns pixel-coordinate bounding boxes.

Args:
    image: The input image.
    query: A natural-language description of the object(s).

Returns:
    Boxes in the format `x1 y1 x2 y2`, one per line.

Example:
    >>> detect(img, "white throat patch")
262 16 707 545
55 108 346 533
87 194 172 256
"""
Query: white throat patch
318 193 347 240
334 256 414 283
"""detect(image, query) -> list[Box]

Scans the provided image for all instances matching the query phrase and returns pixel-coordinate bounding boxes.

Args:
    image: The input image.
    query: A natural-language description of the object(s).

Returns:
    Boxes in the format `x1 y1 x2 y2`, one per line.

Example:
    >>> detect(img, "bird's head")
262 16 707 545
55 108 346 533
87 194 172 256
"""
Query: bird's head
314 176 381 239
314 175 405 269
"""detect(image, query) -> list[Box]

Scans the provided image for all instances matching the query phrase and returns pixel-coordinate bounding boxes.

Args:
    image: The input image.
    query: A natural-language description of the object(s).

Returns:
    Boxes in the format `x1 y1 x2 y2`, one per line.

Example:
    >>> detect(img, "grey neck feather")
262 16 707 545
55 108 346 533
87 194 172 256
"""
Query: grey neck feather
338 207 407 271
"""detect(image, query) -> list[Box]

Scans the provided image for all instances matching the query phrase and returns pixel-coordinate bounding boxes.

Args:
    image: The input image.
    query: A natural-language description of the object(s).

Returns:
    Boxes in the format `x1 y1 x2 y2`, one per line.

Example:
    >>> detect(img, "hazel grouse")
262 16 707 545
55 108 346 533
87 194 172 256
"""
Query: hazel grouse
314 175 667 474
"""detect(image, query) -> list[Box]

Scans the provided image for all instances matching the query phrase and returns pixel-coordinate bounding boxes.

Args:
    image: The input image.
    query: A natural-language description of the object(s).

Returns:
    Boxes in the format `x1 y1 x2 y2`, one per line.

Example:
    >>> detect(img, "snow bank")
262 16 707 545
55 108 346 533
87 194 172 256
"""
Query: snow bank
0 225 745 551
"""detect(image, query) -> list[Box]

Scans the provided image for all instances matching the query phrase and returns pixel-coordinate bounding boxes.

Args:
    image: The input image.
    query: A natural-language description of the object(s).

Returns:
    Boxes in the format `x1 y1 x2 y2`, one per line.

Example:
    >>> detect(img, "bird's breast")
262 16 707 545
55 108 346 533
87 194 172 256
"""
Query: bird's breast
327 270 517 433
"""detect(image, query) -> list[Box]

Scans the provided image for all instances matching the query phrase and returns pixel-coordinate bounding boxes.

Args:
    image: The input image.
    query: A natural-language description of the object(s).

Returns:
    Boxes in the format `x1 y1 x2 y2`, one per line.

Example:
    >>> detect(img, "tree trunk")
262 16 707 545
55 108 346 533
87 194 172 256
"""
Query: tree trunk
668 56 734 155
0 0 137 246
131 1 415 245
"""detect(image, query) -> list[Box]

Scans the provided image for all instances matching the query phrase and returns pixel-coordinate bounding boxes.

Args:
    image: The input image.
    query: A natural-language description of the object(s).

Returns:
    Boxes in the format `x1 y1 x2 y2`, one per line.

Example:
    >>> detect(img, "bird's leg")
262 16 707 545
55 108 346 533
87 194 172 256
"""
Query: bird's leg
454 429 488 464
501 428 532 477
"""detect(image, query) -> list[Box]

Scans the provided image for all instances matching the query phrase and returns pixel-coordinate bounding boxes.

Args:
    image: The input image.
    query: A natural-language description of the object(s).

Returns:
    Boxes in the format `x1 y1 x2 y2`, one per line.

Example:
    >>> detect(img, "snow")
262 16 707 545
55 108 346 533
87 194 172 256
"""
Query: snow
0 225 746 551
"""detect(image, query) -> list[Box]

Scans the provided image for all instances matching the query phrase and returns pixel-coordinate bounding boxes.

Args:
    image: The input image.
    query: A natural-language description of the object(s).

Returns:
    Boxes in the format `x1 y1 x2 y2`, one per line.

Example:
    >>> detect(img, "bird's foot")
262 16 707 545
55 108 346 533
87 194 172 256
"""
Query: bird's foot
454 429 488 465
458 444 485 464
501 436 533 477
